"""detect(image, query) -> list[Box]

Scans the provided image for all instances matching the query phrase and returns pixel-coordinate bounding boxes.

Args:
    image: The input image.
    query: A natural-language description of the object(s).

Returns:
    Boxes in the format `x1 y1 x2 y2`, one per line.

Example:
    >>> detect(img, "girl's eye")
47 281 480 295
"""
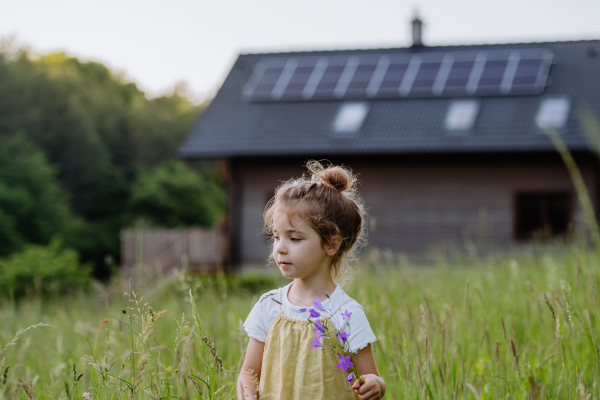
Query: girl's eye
291 237 301 242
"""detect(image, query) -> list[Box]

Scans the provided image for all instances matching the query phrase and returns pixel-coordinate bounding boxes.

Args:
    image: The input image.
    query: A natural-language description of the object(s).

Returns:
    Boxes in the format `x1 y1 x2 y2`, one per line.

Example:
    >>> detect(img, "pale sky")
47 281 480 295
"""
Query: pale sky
2 0 599 102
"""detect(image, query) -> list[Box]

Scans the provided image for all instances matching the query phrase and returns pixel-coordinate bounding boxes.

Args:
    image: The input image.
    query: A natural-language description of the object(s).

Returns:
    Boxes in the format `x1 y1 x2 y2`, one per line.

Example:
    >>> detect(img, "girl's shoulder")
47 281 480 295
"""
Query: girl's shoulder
257 288 279 303
253 283 291 311
243 286 288 343
332 286 365 310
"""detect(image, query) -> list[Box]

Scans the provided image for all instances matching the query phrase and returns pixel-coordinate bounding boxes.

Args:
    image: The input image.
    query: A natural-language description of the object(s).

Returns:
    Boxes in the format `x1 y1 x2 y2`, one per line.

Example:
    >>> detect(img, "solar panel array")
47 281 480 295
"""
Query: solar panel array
242 49 553 102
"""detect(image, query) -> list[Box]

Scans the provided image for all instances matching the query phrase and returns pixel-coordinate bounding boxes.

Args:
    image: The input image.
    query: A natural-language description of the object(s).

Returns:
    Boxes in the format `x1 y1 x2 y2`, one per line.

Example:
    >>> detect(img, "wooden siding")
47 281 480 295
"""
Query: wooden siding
234 154 597 266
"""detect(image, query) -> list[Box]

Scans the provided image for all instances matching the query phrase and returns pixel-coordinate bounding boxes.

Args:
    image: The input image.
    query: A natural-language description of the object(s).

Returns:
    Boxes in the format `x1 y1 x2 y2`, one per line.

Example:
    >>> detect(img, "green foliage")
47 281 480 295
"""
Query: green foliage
0 239 90 298
1 247 600 399
131 160 226 228
0 45 210 276
0 134 80 257
128 86 203 168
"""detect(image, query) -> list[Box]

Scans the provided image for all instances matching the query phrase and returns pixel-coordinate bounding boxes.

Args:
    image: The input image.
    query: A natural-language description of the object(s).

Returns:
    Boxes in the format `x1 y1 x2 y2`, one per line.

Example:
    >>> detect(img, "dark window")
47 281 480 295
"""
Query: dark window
515 192 572 240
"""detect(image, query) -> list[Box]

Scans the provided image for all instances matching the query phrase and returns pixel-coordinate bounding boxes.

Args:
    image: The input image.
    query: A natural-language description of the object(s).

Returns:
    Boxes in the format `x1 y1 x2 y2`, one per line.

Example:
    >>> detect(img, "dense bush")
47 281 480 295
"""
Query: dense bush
130 160 226 228
0 239 90 298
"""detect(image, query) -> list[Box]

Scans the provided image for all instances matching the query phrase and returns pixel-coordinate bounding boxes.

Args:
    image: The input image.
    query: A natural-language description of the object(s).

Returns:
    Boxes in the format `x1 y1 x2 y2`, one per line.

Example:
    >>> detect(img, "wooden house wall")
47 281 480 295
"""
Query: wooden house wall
233 155 597 267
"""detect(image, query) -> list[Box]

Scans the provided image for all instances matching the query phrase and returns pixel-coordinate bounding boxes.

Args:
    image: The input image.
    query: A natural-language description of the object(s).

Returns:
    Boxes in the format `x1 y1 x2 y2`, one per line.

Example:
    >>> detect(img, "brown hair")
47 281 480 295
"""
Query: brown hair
263 160 366 284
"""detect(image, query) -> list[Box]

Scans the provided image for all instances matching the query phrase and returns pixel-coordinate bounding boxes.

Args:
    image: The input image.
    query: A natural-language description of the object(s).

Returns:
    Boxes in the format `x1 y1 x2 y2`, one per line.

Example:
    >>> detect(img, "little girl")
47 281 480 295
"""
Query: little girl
237 161 386 400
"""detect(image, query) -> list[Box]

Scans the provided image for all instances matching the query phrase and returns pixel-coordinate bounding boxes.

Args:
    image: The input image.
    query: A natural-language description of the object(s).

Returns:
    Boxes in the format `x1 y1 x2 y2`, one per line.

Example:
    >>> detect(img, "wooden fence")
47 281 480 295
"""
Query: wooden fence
121 225 228 279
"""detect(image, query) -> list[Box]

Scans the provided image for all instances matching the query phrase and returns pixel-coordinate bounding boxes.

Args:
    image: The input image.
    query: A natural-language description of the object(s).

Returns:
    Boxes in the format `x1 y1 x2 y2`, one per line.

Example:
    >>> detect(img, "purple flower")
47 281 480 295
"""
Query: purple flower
310 338 323 349
313 299 325 311
299 308 307 313
314 329 324 340
346 373 353 383
337 331 351 343
336 355 354 372
341 309 352 319
313 319 325 333
309 309 320 318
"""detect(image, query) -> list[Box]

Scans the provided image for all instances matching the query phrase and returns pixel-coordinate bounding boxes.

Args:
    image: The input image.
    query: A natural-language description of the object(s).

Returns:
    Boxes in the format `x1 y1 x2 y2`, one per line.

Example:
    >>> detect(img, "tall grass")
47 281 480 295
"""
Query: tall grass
3 111 600 399
0 244 599 399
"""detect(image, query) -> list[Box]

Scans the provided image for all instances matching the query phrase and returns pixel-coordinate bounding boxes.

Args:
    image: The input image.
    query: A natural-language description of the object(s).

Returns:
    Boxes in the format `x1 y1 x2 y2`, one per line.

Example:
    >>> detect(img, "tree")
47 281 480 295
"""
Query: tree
0 46 209 277
130 161 226 228
0 134 80 256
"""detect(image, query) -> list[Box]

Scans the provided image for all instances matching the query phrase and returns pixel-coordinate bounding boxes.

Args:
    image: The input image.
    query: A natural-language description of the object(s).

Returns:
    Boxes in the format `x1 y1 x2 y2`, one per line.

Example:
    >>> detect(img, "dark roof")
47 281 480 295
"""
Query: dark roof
179 40 600 158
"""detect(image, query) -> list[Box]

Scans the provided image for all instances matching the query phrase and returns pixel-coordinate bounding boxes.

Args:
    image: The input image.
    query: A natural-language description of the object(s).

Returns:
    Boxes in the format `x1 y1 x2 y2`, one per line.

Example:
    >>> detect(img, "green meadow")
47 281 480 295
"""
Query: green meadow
1 243 599 400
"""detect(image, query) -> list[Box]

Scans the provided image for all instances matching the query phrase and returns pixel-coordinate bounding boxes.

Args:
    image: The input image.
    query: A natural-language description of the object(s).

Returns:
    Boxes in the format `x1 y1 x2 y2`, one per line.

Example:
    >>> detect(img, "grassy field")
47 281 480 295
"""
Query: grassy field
0 243 599 400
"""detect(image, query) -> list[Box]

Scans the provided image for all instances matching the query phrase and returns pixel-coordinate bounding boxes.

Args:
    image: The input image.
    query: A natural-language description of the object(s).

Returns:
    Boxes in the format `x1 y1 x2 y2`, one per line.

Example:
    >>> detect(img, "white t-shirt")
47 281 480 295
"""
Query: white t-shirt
243 282 377 353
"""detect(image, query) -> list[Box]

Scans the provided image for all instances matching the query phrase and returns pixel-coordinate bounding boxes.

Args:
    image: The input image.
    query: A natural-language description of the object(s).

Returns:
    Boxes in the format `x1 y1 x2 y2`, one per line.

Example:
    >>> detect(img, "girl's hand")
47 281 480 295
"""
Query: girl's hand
352 374 384 399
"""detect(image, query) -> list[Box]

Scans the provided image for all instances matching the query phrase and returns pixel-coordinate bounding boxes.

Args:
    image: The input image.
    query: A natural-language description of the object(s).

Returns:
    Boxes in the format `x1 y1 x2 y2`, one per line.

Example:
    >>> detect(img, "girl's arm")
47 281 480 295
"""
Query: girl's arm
352 344 386 399
237 338 265 400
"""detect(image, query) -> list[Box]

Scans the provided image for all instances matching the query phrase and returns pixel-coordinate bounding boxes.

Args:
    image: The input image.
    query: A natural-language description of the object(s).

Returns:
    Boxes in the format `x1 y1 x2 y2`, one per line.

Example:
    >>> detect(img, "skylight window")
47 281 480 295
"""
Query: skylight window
536 97 570 130
445 100 480 131
332 103 368 134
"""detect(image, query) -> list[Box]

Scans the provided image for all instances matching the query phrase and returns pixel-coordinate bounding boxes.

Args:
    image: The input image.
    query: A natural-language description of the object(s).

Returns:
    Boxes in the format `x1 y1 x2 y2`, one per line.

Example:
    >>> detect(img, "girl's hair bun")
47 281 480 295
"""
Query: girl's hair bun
320 166 350 192
307 161 355 193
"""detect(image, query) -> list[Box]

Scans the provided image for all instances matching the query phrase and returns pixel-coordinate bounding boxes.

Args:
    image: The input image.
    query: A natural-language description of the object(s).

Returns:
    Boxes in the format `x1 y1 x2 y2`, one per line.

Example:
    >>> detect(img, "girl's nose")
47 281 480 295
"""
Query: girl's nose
276 240 287 254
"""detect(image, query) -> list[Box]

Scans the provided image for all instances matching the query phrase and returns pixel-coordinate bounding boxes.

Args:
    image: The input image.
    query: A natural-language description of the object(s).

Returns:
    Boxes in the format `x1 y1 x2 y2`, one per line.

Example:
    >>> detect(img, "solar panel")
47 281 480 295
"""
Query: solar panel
514 59 541 86
477 59 508 93
312 59 346 99
442 60 474 94
399 55 422 96
510 52 552 94
432 54 454 95
246 65 284 100
303 58 328 99
366 56 391 97
242 49 554 102
345 59 378 98
271 59 298 100
377 57 410 97
280 59 316 100
466 53 487 94
334 56 360 98
410 60 442 95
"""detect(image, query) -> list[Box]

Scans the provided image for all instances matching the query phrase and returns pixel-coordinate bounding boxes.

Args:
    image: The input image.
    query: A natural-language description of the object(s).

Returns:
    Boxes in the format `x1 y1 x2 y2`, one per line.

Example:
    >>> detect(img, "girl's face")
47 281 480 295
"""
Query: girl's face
272 210 338 281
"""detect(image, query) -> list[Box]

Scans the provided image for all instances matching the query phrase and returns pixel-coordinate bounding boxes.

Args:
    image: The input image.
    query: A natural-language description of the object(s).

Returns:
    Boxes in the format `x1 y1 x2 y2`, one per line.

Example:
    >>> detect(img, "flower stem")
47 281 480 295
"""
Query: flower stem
350 355 365 385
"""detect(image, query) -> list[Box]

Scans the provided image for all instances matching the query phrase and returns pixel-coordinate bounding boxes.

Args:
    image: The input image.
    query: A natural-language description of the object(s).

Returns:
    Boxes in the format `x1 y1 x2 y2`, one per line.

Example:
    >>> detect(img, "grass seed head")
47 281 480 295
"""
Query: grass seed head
542 292 557 326
495 341 500 361
2 365 8 385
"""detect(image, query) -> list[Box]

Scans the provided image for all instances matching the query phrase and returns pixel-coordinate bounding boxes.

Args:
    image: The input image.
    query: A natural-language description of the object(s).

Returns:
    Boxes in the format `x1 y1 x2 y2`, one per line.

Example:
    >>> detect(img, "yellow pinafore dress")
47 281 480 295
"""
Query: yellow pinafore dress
258 287 358 400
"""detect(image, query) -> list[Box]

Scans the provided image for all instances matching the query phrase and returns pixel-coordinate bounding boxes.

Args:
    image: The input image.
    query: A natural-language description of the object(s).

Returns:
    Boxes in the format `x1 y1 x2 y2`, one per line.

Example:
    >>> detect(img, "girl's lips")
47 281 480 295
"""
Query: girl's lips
279 262 292 267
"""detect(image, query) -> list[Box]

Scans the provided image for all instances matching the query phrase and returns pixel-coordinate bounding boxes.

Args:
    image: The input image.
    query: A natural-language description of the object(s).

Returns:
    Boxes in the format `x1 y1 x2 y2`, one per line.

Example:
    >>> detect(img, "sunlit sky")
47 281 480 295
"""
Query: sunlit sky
2 0 599 101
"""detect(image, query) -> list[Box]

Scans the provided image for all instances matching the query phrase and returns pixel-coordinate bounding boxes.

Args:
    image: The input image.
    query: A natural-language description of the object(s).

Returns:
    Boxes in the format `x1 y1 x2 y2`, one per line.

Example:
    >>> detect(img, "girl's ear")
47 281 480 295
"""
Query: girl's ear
325 235 342 256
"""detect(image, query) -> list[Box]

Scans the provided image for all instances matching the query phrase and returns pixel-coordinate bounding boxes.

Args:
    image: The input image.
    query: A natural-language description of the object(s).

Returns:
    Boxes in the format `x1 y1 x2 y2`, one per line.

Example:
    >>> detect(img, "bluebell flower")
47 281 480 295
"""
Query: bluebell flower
337 331 351 343
336 355 354 372
313 319 325 333
313 299 325 311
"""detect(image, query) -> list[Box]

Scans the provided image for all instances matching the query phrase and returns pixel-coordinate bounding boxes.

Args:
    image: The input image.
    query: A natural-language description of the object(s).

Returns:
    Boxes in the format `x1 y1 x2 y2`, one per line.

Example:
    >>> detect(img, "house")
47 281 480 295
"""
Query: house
178 18 600 269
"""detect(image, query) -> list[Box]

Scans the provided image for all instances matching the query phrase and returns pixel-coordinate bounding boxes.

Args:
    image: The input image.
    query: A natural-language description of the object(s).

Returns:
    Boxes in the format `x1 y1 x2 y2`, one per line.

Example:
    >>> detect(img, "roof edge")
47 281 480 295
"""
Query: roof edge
238 39 600 57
